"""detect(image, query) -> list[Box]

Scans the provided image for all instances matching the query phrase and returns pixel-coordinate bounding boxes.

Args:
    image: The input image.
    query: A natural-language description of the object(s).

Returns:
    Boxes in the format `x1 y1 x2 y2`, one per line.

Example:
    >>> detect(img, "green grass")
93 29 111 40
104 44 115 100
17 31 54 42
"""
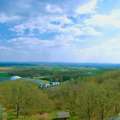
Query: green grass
0 73 11 78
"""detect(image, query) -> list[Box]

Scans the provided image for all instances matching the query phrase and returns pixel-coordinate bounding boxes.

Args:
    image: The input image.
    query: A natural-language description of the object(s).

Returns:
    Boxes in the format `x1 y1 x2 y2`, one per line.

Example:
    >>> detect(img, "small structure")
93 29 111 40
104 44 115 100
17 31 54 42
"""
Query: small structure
109 117 120 120
36 80 51 88
109 114 120 120
50 81 60 86
43 83 51 88
53 112 70 120
10 76 22 80
38 80 60 88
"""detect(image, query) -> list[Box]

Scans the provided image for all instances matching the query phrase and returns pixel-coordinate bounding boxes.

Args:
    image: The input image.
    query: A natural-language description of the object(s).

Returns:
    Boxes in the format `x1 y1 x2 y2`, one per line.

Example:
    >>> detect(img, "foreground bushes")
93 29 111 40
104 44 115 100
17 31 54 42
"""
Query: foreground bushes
0 80 53 119
48 75 120 120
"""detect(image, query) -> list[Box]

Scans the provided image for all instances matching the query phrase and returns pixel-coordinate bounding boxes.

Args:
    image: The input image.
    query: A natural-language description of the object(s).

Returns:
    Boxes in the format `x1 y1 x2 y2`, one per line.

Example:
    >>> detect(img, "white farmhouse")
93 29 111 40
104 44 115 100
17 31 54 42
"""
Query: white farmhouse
10 76 22 80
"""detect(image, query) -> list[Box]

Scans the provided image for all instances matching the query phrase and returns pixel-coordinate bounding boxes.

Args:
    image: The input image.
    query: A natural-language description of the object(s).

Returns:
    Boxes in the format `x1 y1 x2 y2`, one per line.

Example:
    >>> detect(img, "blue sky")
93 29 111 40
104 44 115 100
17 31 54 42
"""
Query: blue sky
0 0 120 63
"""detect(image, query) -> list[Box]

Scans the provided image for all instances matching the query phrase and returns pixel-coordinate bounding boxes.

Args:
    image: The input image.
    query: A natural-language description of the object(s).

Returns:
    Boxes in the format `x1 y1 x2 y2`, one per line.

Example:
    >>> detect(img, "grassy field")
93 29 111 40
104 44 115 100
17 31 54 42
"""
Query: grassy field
0 72 11 78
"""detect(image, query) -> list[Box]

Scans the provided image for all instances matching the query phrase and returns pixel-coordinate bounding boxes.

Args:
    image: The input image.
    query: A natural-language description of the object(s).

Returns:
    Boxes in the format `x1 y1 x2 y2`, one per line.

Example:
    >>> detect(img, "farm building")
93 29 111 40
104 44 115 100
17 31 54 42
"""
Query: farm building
109 114 120 120
10 76 22 80
50 81 60 86
38 80 60 88
109 117 120 120
53 111 70 120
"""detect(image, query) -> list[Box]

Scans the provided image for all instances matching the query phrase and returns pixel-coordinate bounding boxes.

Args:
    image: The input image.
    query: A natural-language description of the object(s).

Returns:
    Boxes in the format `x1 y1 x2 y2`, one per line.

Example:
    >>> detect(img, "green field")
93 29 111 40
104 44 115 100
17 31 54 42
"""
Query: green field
0 72 11 78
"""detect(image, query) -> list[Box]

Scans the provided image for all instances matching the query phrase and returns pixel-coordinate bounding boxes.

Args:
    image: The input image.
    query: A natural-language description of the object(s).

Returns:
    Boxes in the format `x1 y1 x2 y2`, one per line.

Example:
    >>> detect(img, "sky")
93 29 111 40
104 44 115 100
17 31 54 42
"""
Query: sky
0 0 120 63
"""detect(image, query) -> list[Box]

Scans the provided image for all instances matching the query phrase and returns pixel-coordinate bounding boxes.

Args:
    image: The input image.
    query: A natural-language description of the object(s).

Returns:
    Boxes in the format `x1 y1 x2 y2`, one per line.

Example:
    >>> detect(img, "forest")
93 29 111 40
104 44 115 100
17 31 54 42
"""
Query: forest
0 65 120 120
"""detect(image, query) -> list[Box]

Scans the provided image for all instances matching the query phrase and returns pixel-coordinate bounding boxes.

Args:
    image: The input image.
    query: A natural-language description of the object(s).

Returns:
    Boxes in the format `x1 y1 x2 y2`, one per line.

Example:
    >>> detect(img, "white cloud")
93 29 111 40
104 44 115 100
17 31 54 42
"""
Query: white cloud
0 13 21 23
81 26 101 36
0 46 11 51
74 37 120 63
0 36 77 62
8 37 56 49
12 15 73 34
1 0 120 63
75 0 98 15
46 4 63 14
59 24 101 38
12 13 101 38
85 9 120 28
2 35 120 63
9 35 76 49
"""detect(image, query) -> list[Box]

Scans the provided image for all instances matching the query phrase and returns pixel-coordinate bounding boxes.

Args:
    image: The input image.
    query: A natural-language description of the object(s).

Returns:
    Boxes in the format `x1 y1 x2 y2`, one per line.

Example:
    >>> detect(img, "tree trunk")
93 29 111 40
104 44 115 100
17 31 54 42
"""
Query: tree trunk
16 103 20 118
